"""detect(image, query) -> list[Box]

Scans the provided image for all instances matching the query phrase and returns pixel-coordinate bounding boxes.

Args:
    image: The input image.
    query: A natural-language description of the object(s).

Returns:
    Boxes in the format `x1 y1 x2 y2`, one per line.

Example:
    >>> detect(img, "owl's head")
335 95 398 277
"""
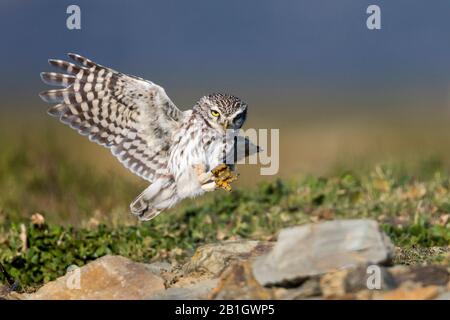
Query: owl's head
194 93 248 132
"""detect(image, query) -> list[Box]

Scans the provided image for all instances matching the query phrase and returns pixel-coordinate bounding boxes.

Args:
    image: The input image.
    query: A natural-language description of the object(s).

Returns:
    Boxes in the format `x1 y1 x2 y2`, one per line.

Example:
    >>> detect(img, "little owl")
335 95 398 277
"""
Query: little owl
39 54 259 221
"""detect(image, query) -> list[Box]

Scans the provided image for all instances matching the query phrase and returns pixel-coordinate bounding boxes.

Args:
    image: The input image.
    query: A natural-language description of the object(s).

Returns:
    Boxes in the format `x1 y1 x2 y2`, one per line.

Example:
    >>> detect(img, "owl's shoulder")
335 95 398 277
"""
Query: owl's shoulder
182 109 194 119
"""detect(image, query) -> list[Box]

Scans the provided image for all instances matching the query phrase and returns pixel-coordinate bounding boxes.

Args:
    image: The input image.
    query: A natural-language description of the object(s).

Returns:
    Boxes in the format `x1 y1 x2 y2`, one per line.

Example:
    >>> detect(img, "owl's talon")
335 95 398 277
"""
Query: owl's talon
211 164 238 191
211 163 228 176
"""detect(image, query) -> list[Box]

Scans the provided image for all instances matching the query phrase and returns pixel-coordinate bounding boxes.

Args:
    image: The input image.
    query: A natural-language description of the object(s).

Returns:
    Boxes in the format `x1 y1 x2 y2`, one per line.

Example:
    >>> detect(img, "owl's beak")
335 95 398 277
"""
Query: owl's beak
223 120 230 130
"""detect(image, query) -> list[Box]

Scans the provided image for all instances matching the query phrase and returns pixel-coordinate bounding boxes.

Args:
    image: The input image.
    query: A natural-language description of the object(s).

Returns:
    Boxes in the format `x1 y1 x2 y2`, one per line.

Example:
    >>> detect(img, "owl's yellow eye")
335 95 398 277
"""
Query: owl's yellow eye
211 110 220 117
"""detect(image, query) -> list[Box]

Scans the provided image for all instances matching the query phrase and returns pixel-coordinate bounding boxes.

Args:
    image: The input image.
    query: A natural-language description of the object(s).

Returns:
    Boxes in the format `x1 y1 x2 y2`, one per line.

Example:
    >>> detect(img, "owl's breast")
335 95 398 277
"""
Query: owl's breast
204 136 227 170
168 121 224 177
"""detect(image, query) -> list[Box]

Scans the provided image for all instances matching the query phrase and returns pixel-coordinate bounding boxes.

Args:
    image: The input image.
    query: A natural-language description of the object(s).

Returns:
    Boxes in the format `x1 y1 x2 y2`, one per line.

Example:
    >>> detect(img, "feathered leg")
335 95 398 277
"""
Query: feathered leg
193 164 217 192
130 178 179 221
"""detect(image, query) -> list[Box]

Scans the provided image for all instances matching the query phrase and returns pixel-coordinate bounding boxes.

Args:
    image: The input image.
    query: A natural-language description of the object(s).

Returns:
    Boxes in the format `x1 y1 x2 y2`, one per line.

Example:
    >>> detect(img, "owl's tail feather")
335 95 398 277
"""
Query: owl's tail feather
130 178 179 221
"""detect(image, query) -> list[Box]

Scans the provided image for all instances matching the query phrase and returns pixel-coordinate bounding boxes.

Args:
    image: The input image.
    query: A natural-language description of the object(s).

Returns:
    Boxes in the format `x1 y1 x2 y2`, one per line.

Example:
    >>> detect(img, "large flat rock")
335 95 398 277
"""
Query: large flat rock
22 255 165 300
252 219 394 286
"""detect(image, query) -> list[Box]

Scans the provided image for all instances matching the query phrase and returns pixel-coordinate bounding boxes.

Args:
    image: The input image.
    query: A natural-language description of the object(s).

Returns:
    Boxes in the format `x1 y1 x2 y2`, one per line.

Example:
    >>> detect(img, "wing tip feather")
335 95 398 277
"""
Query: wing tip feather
46 104 66 117
39 90 51 103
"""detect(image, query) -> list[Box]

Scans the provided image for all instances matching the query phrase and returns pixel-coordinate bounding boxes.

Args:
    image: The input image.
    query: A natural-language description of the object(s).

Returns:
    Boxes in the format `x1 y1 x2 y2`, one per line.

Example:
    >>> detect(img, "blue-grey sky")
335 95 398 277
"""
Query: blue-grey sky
1 0 450 112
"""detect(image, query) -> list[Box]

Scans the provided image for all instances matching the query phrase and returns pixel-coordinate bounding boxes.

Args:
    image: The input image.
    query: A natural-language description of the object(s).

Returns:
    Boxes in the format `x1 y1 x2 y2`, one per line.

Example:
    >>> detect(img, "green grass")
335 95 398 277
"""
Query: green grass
1 165 450 289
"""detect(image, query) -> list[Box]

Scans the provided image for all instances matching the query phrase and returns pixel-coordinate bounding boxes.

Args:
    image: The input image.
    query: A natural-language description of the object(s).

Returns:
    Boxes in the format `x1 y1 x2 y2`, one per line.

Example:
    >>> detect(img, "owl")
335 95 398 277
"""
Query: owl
39 54 259 221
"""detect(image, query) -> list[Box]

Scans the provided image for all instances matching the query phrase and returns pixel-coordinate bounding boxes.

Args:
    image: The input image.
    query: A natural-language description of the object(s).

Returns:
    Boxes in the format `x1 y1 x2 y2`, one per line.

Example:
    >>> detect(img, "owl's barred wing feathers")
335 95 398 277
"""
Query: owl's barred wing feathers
39 53 183 182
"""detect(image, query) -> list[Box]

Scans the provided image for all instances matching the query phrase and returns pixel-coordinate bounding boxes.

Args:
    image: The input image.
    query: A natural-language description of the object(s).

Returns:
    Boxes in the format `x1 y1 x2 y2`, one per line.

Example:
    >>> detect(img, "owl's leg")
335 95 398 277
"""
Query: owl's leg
130 178 178 221
193 164 238 192
211 164 238 192
193 164 216 192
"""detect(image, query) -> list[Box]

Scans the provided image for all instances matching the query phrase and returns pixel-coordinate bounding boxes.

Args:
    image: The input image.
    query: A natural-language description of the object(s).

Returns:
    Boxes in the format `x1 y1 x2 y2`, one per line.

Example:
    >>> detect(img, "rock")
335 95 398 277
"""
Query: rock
252 219 394 286
22 255 165 300
210 261 275 300
377 286 440 300
389 265 449 287
150 279 219 300
147 240 273 298
184 240 273 276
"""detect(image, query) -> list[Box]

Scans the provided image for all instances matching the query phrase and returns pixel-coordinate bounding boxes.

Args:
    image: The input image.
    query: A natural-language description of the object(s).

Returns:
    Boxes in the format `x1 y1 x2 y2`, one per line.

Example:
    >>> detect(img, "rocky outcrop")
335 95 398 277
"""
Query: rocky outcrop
13 219 450 300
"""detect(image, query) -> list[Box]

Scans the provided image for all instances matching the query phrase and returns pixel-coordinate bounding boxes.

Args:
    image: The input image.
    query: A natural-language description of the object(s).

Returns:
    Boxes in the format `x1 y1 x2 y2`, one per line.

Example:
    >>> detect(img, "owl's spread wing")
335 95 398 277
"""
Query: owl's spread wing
39 53 183 182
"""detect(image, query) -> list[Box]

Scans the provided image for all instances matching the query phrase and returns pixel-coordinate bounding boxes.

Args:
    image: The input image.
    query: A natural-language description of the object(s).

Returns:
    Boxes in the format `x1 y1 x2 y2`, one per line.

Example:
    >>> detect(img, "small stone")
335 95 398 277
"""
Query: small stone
184 240 273 276
87 217 100 229
22 255 165 300
253 219 394 286
30 213 45 226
